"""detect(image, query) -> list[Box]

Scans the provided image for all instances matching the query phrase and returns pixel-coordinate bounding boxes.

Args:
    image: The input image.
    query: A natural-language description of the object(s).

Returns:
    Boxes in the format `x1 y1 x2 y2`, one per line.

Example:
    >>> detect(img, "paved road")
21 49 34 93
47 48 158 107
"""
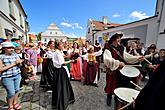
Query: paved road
0 69 147 110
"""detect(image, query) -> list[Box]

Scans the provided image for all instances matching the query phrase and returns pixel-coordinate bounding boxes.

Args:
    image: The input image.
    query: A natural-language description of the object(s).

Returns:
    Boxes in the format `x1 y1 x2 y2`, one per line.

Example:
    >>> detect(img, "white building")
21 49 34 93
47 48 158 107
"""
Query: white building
95 16 157 48
41 23 67 43
0 0 29 41
156 0 165 49
86 16 121 44
88 0 165 49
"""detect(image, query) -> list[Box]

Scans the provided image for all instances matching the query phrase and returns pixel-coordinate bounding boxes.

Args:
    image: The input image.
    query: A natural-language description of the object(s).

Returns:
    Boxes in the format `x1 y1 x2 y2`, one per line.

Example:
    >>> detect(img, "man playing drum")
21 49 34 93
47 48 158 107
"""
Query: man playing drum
103 32 144 108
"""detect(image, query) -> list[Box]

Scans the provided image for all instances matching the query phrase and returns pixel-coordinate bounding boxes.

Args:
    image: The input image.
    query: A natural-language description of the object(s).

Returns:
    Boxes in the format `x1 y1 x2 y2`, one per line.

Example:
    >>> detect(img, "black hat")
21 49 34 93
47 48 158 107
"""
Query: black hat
108 33 123 44
11 37 20 42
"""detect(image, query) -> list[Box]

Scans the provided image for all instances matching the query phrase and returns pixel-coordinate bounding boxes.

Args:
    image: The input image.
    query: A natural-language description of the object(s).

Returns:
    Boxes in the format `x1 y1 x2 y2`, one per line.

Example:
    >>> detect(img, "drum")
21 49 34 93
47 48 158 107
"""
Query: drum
120 65 140 78
114 87 140 103
114 87 140 110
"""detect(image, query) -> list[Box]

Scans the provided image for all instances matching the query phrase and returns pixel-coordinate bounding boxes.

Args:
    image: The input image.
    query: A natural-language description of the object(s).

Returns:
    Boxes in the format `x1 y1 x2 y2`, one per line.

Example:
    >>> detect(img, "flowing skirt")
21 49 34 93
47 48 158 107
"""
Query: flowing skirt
52 67 75 110
70 57 82 80
83 61 99 85
40 58 54 89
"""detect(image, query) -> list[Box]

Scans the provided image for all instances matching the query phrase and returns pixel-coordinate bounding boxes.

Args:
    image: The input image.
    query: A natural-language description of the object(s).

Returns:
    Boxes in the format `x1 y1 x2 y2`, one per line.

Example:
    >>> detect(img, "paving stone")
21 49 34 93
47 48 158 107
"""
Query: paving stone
0 64 148 110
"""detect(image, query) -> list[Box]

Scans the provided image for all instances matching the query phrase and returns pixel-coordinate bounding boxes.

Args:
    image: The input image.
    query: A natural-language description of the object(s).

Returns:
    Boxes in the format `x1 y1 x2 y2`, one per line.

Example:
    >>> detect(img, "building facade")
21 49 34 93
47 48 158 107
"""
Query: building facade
156 0 165 49
0 0 29 42
86 16 121 44
41 23 67 43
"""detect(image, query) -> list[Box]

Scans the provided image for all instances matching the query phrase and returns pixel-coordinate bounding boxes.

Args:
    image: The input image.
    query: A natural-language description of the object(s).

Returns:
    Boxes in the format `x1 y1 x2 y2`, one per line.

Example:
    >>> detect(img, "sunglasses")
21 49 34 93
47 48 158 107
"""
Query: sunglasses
5 47 14 49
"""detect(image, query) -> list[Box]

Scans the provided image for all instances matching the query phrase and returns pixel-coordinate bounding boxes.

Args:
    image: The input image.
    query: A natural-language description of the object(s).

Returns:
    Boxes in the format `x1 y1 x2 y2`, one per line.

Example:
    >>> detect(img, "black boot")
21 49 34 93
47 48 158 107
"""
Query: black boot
107 93 112 106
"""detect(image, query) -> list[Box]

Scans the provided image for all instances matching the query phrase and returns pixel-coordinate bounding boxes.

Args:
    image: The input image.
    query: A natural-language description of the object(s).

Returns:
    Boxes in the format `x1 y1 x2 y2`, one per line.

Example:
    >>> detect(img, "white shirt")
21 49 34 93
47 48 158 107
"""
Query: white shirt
52 49 65 68
103 49 140 71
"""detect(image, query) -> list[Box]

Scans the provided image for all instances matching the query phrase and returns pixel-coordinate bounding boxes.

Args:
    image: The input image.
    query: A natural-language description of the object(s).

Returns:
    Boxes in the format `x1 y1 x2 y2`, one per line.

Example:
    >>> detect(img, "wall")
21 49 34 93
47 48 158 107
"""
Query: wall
0 0 27 40
95 17 157 48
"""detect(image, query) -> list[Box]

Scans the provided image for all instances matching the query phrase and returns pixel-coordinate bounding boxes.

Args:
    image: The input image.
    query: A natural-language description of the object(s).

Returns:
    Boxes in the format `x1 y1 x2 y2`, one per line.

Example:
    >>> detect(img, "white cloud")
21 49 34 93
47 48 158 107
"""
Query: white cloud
129 11 149 20
72 23 83 30
112 14 120 18
61 22 72 28
60 20 83 30
66 33 79 38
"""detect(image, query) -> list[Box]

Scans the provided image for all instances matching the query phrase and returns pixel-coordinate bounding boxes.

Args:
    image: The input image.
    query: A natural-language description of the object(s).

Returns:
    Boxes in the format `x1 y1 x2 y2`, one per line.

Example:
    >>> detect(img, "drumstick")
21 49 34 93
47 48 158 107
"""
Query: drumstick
144 58 152 64
118 100 134 110
125 64 142 67
130 81 142 90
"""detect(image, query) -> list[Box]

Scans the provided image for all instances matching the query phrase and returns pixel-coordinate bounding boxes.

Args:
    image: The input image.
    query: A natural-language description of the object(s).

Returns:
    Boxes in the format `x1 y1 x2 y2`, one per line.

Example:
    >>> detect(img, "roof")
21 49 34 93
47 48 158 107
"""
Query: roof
47 23 60 30
18 0 27 18
91 20 121 31
115 15 157 28
42 23 67 37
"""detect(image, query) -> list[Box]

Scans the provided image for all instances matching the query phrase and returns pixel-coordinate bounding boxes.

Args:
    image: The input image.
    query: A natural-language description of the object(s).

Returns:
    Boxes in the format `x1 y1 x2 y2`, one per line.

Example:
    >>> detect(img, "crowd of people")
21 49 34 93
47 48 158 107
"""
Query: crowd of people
0 33 165 110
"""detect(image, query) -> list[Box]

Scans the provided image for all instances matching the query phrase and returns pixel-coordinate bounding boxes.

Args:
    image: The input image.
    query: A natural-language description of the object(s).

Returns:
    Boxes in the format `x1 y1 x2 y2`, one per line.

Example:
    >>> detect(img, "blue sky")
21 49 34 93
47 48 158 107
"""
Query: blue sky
20 0 157 38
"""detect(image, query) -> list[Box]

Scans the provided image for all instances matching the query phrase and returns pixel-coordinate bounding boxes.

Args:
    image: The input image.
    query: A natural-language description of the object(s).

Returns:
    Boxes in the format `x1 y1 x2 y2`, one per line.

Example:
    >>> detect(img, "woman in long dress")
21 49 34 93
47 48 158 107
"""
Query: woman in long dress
40 41 55 90
51 41 75 110
83 46 102 86
70 42 82 81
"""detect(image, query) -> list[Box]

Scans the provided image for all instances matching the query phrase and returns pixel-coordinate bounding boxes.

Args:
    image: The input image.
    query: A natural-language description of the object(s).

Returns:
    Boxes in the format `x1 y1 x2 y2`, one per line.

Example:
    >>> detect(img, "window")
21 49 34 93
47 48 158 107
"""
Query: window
13 29 16 38
8 0 16 20
44 38 47 42
50 32 52 34
19 12 23 28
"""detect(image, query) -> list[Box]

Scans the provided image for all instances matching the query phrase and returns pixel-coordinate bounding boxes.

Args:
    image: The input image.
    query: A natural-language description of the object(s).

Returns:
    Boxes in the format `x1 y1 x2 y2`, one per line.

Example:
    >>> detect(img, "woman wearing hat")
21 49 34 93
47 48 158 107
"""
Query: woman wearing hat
103 33 144 109
0 42 23 110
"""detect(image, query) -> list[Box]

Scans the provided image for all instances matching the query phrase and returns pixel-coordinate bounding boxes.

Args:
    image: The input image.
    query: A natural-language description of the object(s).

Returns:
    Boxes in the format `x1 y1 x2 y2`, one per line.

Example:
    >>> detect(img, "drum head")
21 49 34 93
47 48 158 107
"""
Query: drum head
120 65 140 77
114 87 140 103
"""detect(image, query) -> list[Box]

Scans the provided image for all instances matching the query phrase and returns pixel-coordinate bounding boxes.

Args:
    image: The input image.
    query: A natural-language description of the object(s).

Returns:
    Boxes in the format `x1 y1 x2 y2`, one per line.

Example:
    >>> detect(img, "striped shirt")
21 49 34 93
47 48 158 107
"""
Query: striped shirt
0 54 21 78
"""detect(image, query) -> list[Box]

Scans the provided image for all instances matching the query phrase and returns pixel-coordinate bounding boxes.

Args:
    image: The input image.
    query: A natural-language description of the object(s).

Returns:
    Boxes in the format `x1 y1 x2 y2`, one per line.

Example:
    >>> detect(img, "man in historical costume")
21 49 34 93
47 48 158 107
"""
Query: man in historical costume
103 33 143 108
133 60 165 110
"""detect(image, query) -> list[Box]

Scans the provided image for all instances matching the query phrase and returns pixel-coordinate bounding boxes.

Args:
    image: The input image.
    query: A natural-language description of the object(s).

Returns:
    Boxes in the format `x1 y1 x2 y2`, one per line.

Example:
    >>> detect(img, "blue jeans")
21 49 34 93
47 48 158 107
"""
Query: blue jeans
2 74 21 99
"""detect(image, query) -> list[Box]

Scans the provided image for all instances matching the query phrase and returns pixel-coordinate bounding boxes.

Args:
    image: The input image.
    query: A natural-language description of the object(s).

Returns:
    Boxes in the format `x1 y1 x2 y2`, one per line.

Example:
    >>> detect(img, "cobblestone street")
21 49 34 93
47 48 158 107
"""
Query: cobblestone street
0 67 148 110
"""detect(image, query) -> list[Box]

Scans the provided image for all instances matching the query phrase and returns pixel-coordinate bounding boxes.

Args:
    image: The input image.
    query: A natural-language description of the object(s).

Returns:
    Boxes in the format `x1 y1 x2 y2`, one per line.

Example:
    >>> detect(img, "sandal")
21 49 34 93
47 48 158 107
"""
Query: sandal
7 107 15 110
13 103 22 110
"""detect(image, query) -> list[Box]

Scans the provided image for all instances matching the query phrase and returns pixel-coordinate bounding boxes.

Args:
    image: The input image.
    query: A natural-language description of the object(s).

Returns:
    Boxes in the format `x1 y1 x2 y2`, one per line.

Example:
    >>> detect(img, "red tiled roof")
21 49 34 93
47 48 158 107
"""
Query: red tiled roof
91 20 121 31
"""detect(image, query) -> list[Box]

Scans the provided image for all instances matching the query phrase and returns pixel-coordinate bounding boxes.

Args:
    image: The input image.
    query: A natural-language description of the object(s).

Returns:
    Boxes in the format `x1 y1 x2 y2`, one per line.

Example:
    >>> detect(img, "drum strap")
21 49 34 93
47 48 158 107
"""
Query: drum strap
110 45 127 64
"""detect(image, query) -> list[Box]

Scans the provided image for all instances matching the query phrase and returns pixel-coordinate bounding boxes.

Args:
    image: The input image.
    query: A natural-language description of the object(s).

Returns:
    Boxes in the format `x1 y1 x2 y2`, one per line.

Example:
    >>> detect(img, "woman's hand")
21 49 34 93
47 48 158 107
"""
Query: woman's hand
16 59 24 65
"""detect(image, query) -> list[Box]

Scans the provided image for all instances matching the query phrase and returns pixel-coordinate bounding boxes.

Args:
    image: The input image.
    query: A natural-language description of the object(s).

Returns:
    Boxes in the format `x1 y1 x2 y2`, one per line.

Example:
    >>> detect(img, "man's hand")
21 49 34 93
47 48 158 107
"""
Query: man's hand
138 56 144 61
118 62 125 69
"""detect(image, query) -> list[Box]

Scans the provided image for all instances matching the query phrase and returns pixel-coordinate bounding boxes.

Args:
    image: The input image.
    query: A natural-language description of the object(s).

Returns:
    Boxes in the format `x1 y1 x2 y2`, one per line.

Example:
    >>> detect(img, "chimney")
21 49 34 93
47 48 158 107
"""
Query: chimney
102 16 109 24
